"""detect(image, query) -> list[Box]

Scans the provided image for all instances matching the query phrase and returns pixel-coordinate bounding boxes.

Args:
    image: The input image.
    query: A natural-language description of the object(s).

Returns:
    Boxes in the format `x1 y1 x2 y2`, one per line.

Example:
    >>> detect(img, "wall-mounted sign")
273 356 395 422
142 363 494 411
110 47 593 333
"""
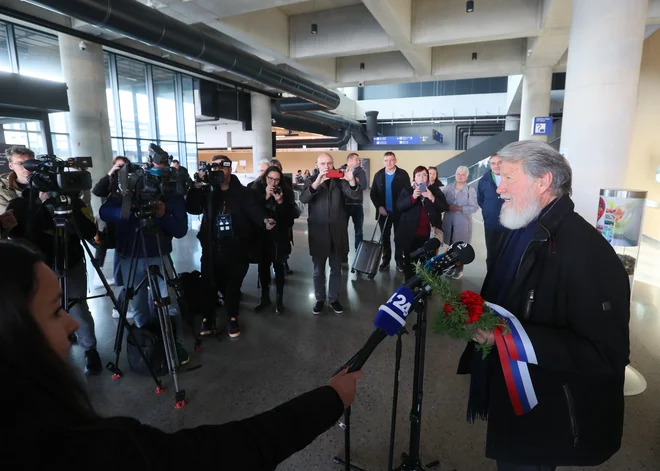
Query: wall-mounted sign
532 117 553 136
373 136 421 145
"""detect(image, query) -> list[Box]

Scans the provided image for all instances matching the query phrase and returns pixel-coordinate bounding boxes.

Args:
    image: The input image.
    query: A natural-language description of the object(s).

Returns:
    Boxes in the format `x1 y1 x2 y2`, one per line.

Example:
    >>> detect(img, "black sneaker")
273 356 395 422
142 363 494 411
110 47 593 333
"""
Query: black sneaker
396 263 405 273
228 317 241 338
379 262 390 271
313 301 324 315
176 342 190 366
330 300 344 314
200 318 215 336
84 349 102 375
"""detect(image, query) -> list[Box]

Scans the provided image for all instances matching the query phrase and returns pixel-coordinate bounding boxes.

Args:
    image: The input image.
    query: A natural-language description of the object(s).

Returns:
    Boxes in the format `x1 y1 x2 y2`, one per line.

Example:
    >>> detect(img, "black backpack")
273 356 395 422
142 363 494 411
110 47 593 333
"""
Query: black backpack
126 324 168 377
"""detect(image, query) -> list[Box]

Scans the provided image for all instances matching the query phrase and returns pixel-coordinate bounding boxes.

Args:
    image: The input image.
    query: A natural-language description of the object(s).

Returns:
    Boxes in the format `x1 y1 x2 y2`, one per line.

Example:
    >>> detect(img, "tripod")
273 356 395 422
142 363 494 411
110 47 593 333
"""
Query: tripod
106 216 187 408
332 286 441 471
49 195 164 391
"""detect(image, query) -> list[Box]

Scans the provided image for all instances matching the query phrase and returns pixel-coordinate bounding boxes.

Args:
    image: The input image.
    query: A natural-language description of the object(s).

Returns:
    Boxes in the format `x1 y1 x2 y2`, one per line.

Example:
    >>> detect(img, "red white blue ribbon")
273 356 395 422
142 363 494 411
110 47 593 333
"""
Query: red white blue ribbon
486 302 538 416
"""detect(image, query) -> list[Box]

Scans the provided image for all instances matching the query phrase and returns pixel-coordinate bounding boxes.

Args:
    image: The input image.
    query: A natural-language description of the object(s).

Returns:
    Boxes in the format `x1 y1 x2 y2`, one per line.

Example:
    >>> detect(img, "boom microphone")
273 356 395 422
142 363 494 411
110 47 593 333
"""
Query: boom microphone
408 238 441 260
343 242 475 374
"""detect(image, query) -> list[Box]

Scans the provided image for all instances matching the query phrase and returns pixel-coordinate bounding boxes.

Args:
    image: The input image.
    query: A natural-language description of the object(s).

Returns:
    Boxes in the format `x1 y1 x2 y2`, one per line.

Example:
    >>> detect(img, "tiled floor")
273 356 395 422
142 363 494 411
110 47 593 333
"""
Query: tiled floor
75 202 660 471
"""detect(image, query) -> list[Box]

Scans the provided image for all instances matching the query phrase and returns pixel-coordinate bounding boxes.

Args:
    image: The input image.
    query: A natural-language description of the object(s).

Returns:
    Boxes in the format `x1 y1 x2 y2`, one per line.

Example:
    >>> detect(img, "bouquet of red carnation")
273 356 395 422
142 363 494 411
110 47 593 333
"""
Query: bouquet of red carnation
416 264 507 358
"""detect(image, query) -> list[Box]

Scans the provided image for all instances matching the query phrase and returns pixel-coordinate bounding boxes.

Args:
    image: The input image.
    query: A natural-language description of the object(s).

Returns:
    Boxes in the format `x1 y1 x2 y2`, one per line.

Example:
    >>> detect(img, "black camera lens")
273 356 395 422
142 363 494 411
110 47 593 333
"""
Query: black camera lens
22 159 42 172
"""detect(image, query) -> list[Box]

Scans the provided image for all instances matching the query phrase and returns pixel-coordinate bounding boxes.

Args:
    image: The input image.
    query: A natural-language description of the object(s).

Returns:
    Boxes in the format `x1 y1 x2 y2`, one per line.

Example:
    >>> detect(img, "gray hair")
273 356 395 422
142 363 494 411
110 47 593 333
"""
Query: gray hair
456 165 470 177
496 140 572 197
258 159 270 166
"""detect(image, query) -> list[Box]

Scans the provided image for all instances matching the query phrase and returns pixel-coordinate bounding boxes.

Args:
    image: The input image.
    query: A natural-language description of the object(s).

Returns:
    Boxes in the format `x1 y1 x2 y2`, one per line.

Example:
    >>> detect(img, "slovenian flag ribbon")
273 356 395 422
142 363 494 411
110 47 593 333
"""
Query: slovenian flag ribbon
485 302 539 416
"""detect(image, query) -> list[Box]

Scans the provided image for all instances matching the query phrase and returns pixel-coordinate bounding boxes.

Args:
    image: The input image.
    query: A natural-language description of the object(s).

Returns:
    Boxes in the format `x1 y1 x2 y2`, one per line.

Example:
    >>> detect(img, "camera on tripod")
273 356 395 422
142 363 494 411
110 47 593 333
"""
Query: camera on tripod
116 144 185 220
24 154 93 195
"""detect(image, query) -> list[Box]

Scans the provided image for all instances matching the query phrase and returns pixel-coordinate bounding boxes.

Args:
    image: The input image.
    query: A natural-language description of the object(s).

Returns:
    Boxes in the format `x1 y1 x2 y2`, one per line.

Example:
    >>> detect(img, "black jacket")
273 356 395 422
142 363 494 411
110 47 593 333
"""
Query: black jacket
369 167 410 219
251 180 296 262
477 170 505 231
186 175 267 252
459 195 630 466
92 174 118 199
7 386 344 470
394 186 448 251
345 166 368 205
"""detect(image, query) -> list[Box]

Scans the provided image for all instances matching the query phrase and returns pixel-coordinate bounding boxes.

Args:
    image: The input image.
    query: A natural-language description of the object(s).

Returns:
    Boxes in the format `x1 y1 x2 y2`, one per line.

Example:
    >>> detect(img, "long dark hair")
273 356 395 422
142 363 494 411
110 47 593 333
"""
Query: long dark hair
0 241 97 429
257 166 292 201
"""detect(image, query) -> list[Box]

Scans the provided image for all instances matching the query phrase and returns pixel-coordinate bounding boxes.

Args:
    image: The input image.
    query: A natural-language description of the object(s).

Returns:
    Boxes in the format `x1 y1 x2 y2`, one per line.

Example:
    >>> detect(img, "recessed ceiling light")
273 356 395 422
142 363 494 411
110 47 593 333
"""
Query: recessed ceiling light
311 24 318 34
466 1 474 13
472 52 478 60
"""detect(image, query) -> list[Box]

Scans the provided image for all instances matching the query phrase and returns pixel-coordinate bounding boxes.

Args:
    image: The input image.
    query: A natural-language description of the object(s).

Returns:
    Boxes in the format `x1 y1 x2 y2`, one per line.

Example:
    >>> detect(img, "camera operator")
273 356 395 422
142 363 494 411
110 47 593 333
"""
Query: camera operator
0 146 35 214
251 165 296 314
0 146 102 374
99 154 189 362
186 155 275 338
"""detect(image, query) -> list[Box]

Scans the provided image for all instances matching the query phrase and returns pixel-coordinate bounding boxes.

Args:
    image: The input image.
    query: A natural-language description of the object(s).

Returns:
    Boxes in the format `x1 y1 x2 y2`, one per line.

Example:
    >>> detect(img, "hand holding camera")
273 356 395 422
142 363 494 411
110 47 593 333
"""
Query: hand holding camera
272 186 283 204
312 169 328 190
264 218 276 230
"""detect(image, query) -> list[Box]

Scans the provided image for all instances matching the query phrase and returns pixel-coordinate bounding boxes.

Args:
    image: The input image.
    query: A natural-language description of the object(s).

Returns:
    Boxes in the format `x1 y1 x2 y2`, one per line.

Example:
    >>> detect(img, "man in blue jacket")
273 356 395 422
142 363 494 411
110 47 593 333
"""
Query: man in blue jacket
477 155 508 265
100 159 189 362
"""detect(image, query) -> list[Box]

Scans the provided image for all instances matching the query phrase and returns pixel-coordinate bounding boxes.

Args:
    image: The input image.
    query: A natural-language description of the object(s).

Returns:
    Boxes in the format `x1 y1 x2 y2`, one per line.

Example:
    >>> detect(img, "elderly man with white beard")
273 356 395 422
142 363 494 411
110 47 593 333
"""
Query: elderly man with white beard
457 141 630 471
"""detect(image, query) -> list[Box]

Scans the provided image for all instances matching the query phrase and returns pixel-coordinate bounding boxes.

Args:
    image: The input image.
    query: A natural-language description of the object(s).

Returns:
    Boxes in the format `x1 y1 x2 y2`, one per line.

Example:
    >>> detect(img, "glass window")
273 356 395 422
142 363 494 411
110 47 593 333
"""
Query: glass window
185 143 197 171
111 138 123 158
3 130 28 147
52 134 70 156
116 56 152 140
0 22 12 73
14 26 63 82
152 66 178 143
182 75 197 143
49 112 68 133
104 54 119 138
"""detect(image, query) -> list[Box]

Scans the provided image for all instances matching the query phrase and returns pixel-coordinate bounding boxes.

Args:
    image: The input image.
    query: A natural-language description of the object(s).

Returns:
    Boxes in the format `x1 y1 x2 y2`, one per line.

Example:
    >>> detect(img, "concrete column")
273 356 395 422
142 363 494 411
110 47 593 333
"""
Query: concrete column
58 33 113 212
519 66 552 141
505 116 520 131
344 87 359 101
560 0 648 220
250 92 273 172
346 136 358 151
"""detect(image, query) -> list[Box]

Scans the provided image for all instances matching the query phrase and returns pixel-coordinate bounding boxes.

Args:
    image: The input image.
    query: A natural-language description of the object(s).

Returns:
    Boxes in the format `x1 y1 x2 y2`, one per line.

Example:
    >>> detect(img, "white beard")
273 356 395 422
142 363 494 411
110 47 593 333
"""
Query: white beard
499 189 542 230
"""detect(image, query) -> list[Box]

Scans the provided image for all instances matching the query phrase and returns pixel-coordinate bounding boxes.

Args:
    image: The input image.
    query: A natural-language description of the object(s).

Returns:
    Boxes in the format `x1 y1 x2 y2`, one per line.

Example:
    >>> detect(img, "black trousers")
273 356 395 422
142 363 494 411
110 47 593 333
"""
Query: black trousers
484 228 508 265
378 214 403 265
403 234 430 281
258 259 285 295
201 248 249 320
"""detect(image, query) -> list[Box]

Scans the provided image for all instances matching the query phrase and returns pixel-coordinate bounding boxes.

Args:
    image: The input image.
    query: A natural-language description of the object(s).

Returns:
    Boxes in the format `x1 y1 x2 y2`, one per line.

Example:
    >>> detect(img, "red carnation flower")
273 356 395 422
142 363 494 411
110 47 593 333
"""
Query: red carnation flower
443 303 454 316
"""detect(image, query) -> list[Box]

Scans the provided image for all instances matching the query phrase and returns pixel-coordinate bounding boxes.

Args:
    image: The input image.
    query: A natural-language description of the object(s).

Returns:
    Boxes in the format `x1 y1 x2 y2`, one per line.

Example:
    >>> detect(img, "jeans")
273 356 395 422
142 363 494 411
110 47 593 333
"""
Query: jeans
201 249 249 319
116 254 179 330
378 214 402 265
312 249 342 303
497 461 556 471
67 261 97 352
345 204 364 250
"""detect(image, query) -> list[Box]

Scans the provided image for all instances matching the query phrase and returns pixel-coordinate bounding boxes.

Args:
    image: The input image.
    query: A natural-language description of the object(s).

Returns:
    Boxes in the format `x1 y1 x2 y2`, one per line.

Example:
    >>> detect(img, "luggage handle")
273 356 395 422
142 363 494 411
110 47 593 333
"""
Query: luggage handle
370 213 389 244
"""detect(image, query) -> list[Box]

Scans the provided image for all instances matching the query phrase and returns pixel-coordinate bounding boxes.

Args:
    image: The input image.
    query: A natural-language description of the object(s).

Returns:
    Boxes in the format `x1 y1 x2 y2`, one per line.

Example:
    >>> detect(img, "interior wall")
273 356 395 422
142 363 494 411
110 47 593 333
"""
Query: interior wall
197 149 460 181
626 31 660 241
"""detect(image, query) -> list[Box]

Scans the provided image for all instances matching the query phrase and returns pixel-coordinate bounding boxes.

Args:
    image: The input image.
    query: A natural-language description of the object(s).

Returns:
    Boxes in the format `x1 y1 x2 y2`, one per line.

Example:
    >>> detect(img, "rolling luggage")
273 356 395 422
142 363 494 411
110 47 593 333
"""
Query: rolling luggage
351 215 388 279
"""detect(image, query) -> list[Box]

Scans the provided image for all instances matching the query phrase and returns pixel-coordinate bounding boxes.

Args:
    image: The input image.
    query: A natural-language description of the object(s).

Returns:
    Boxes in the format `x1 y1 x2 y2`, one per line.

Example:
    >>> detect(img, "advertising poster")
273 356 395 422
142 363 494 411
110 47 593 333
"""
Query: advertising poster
596 191 646 247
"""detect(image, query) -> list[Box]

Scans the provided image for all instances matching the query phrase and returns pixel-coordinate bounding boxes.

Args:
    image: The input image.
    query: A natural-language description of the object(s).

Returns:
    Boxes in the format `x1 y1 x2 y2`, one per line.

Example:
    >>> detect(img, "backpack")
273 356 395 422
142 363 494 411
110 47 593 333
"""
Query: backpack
178 270 203 317
126 324 168 377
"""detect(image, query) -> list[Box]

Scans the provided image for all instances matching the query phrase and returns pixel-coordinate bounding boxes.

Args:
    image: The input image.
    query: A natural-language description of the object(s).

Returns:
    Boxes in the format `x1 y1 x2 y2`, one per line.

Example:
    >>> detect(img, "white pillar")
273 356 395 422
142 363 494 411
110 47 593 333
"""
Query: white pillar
519 66 552 141
344 87 359 101
58 33 113 212
250 92 272 172
560 0 648 220
505 116 520 131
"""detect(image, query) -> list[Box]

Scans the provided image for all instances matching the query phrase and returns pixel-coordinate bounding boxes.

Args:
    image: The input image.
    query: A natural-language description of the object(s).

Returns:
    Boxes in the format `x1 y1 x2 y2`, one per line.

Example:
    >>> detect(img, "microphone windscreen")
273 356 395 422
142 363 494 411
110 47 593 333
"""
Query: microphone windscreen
423 237 441 253
450 241 475 265
374 286 415 336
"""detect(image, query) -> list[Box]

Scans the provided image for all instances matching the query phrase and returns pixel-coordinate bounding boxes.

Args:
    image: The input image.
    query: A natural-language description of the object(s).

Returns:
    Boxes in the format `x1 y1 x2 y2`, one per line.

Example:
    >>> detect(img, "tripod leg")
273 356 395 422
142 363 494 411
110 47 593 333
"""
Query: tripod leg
388 330 405 471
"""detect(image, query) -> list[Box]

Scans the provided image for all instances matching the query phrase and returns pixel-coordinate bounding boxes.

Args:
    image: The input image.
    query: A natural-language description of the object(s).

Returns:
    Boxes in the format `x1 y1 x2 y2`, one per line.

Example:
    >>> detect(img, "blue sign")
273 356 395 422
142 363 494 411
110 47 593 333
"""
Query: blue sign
532 117 553 136
373 135 421 145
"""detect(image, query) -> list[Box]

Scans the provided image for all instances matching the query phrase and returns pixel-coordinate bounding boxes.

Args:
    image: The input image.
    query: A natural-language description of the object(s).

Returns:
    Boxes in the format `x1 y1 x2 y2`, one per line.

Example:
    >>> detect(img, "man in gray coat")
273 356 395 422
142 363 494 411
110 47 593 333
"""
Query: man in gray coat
300 153 361 315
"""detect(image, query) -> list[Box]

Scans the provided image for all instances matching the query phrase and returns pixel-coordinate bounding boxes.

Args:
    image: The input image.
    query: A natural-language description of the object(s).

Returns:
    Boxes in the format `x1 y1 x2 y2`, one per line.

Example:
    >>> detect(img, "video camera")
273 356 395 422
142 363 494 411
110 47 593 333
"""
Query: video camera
116 143 185 220
197 158 232 186
24 155 93 195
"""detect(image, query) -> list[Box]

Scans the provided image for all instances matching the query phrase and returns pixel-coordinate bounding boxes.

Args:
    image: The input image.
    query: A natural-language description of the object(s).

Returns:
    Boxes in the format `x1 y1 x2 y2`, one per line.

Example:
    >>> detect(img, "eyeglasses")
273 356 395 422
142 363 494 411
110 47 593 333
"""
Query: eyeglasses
267 176 281 183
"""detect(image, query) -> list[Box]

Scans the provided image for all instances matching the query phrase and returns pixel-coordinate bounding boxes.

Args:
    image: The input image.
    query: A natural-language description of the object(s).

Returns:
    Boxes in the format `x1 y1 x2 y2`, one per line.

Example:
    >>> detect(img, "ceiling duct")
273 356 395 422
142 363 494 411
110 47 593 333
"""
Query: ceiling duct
30 0 340 110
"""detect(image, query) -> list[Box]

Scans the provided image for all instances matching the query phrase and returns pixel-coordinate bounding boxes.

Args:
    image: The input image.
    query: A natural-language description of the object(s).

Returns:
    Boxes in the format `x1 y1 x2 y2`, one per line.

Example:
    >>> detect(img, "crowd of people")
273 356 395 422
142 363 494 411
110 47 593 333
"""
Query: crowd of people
0 141 631 471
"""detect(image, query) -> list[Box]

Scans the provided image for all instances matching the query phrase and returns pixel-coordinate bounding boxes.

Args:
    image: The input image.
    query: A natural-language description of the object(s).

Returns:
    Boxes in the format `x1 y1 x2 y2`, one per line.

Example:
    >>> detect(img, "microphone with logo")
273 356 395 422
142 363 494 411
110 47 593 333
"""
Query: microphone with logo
336 241 475 375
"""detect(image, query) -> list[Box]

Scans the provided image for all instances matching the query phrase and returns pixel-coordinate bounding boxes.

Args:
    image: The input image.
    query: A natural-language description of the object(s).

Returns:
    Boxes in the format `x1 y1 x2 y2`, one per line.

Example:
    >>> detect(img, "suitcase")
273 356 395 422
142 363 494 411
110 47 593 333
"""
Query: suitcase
351 215 388 279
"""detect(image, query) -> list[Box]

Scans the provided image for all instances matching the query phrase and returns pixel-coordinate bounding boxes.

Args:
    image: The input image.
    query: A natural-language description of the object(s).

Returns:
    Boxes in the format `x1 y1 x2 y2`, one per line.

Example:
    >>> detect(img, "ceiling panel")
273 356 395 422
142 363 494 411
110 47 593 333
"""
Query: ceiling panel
279 0 363 16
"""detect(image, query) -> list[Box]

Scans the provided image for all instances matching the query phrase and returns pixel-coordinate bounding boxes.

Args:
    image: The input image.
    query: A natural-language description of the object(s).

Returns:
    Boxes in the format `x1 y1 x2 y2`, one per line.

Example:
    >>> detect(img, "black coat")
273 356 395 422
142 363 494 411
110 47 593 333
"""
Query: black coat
459 195 630 466
7 386 344 470
186 175 266 252
369 167 410 219
477 169 506 231
394 186 448 251
251 180 295 262
300 177 361 258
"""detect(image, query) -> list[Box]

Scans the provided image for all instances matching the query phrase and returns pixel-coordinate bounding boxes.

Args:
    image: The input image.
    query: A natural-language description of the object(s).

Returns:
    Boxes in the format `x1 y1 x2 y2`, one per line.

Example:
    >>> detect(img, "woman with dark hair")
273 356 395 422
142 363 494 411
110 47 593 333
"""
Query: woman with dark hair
0 241 362 469
428 166 443 191
395 166 449 280
251 166 296 313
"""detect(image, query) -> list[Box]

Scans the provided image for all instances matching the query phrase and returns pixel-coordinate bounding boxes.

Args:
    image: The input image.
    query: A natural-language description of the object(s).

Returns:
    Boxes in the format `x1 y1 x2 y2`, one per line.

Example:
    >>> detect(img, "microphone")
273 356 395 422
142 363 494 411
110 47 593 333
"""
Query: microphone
408 238 441 261
343 242 475 374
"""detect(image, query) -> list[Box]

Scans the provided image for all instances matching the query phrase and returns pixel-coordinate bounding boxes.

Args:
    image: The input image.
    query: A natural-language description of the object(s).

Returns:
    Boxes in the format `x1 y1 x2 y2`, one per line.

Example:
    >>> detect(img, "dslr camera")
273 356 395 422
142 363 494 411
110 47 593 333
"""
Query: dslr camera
24 155 93 196
116 143 185 220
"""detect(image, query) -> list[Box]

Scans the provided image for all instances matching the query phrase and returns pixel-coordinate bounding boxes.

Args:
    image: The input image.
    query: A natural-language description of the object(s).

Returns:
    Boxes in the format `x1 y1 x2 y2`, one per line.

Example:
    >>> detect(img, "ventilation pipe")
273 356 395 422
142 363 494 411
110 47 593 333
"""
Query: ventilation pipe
31 0 340 110
365 110 379 141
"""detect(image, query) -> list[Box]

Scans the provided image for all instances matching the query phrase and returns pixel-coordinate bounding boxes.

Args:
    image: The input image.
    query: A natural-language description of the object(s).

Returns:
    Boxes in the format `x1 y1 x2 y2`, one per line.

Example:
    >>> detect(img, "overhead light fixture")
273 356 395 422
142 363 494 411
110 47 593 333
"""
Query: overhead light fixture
466 1 474 13
360 62 365 70
311 24 318 34
472 52 478 60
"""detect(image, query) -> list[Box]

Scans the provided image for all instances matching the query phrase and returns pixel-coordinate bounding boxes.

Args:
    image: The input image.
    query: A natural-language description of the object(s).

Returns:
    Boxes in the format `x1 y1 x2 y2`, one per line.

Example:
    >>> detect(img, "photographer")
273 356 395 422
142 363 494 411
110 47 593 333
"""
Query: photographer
0 241 364 470
186 155 274 338
251 165 296 314
1 146 102 375
99 154 189 361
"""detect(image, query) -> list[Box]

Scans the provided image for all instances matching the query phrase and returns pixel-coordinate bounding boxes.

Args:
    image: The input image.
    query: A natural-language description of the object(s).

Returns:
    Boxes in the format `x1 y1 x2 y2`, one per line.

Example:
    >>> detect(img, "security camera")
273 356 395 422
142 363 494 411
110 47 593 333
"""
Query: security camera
79 40 87 51
358 81 365 88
